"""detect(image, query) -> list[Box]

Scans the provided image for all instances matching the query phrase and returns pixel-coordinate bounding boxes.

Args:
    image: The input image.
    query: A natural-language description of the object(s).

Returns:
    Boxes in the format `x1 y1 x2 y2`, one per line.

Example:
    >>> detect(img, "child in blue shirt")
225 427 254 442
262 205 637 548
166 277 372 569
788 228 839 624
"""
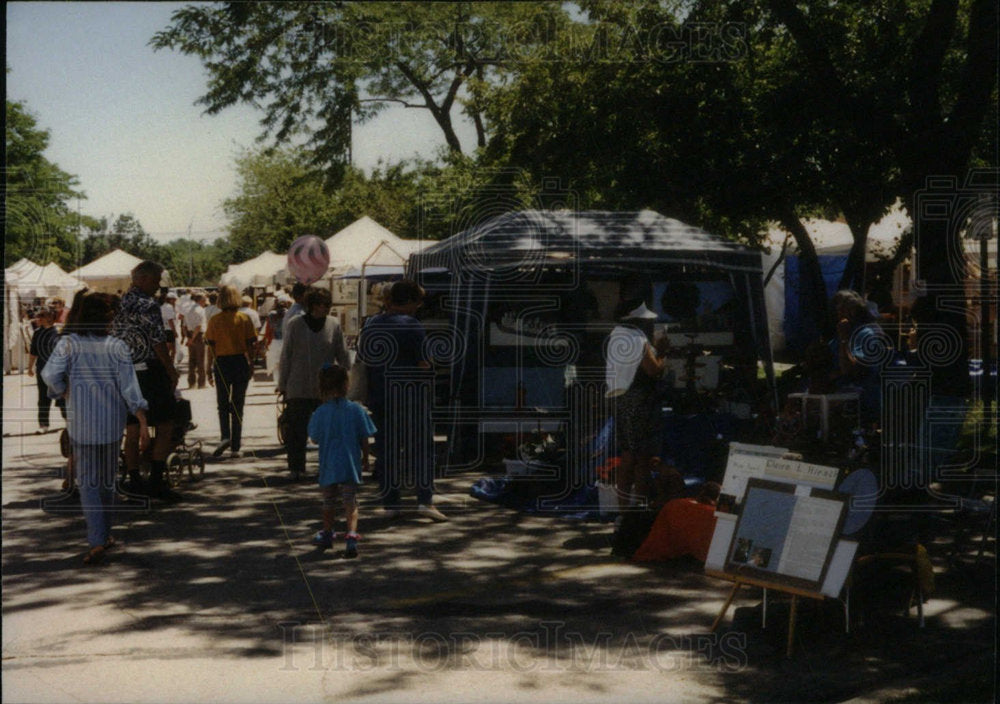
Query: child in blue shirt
308 364 377 558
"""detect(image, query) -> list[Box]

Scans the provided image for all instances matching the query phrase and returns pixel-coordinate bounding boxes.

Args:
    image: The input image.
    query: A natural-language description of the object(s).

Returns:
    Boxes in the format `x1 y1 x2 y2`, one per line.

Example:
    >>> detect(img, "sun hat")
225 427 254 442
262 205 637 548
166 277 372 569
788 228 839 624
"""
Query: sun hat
623 302 657 320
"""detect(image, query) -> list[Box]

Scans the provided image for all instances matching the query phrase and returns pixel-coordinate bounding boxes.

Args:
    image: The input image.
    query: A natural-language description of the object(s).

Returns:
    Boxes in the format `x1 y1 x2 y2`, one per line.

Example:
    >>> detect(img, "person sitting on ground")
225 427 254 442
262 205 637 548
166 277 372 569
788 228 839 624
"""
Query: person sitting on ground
308 364 377 558
631 481 722 563
42 291 150 565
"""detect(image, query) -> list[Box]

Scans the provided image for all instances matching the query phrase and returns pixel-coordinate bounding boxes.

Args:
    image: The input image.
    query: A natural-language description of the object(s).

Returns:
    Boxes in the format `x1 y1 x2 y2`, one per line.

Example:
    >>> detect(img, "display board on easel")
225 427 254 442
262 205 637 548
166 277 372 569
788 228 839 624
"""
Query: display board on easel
723 478 848 592
707 477 855 655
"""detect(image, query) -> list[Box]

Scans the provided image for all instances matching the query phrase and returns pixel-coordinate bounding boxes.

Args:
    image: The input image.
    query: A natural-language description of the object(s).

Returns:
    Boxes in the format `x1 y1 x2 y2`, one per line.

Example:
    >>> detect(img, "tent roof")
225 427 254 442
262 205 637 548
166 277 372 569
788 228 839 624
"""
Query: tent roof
6 259 42 278
5 260 84 298
220 251 285 288
69 249 145 278
324 216 407 268
39 262 83 289
410 209 760 274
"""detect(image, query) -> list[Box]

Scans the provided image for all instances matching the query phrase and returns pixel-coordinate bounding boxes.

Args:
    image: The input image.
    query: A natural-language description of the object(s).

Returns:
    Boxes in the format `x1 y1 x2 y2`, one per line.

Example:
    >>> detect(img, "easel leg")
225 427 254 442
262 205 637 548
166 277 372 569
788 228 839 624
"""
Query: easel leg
786 595 798 657
711 582 741 633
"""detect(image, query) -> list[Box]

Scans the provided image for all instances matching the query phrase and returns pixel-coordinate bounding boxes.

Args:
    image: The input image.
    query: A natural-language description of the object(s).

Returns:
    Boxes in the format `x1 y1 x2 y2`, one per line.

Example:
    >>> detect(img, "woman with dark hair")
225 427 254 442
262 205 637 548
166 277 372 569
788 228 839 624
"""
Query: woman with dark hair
42 291 150 565
205 285 258 459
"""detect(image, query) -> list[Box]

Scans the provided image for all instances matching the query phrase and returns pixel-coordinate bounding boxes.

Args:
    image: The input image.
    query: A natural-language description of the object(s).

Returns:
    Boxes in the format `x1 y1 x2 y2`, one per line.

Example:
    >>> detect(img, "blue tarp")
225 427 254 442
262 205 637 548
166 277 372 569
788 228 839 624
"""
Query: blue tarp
470 478 602 520
783 254 848 356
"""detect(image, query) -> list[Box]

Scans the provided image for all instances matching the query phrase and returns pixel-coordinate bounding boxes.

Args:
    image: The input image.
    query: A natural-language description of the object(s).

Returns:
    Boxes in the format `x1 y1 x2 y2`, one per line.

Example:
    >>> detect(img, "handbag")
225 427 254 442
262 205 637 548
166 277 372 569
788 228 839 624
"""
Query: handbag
347 359 368 404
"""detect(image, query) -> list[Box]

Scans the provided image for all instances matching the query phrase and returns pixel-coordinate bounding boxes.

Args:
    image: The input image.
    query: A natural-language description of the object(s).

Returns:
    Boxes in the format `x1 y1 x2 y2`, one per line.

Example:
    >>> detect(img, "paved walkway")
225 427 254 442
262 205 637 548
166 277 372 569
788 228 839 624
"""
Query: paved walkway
2 372 995 703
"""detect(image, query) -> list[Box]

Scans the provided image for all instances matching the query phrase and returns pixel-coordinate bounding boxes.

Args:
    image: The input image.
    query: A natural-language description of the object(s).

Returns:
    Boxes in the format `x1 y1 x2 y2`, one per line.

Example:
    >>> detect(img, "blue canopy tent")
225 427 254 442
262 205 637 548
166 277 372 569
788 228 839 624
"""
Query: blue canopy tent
407 210 775 494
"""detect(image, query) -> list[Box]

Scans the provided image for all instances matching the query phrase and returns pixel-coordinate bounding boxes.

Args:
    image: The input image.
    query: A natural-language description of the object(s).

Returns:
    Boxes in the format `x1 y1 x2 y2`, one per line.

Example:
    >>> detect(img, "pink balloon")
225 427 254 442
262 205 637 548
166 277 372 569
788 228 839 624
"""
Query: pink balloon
287 235 330 284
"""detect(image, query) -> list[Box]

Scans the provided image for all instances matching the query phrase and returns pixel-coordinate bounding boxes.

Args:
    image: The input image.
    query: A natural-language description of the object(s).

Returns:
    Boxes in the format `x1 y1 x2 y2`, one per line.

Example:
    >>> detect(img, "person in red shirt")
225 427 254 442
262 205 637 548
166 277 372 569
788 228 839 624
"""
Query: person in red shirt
632 481 722 563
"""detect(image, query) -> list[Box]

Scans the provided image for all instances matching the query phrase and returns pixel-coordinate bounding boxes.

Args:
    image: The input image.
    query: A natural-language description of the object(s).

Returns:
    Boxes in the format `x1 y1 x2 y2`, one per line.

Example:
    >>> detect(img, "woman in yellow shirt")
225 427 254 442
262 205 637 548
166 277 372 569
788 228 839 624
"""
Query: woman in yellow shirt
205 285 258 458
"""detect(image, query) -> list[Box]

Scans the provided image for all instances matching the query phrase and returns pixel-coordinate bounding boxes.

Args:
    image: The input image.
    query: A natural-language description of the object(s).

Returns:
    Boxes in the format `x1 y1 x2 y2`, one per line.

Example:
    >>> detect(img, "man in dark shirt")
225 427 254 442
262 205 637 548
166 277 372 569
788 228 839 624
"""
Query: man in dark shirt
112 260 182 501
27 307 61 432
358 280 446 521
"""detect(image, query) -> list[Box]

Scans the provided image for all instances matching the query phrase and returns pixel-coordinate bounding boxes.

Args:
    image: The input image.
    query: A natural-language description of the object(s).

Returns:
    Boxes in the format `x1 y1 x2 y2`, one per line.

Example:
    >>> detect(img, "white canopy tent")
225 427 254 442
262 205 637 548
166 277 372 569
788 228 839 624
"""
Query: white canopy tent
4 260 41 373
275 216 421 285
5 255 85 307
68 249 147 294
338 238 427 279
38 263 85 300
219 251 286 291
3 260 85 372
6 258 43 279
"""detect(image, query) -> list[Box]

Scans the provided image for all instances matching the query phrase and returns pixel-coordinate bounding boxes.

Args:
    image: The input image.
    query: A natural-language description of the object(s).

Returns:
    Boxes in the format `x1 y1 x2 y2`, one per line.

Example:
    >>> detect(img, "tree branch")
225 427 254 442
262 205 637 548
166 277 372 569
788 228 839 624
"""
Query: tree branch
394 60 463 153
358 97 428 109
394 60 439 112
766 0 852 108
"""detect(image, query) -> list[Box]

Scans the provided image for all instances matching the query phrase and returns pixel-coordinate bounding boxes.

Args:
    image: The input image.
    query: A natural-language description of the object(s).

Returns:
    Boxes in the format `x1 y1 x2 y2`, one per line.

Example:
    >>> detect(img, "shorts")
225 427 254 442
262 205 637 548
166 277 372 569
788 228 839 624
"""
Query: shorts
126 360 177 426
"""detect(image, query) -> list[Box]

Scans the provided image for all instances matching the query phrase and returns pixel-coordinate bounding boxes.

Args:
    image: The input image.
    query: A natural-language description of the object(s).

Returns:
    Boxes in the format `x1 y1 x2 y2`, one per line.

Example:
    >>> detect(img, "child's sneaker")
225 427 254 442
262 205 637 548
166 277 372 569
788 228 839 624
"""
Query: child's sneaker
311 530 333 548
344 532 360 559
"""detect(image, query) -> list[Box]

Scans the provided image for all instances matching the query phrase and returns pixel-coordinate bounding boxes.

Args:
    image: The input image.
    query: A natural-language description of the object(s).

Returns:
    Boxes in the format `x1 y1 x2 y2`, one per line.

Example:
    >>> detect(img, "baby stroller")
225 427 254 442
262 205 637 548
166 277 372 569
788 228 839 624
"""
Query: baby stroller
164 397 206 486
120 397 206 488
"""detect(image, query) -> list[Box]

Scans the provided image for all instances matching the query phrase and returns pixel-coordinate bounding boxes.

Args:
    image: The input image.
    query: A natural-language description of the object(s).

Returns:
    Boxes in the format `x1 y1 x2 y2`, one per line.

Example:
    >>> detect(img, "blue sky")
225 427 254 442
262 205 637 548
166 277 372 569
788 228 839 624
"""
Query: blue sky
6 2 474 243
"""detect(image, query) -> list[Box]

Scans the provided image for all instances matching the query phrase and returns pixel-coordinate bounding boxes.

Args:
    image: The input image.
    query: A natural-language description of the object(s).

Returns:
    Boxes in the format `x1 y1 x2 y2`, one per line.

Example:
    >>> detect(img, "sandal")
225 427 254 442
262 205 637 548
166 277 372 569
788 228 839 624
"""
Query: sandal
82 545 106 566
104 536 118 550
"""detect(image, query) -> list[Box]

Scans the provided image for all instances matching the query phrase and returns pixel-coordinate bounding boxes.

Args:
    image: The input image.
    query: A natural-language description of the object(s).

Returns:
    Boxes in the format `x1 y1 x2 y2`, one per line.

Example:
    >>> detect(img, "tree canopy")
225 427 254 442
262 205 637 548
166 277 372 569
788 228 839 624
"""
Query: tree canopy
5 100 91 269
151 2 569 179
222 146 445 256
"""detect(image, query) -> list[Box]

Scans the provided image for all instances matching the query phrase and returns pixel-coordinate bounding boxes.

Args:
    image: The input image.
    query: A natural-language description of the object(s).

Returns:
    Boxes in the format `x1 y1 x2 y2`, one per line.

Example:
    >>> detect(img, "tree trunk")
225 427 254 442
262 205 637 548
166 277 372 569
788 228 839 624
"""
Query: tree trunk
781 208 833 343
429 105 464 154
838 212 872 293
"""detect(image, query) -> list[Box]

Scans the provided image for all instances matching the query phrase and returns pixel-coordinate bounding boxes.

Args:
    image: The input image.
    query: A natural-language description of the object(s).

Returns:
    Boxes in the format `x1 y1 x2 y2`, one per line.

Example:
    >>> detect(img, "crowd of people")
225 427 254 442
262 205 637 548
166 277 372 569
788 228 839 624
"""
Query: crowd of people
29 252 904 567
30 259 449 564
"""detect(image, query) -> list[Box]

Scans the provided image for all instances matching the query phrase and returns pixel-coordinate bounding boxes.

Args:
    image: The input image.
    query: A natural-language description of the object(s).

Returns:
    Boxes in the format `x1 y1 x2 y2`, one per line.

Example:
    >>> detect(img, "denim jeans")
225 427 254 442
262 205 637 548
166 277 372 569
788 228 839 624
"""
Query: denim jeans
73 442 118 547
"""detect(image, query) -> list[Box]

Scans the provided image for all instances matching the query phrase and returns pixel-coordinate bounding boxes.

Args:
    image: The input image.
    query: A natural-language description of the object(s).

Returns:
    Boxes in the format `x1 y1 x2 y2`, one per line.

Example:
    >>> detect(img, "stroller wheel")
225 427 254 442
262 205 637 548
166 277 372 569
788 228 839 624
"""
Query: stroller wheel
166 453 185 487
194 449 206 478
